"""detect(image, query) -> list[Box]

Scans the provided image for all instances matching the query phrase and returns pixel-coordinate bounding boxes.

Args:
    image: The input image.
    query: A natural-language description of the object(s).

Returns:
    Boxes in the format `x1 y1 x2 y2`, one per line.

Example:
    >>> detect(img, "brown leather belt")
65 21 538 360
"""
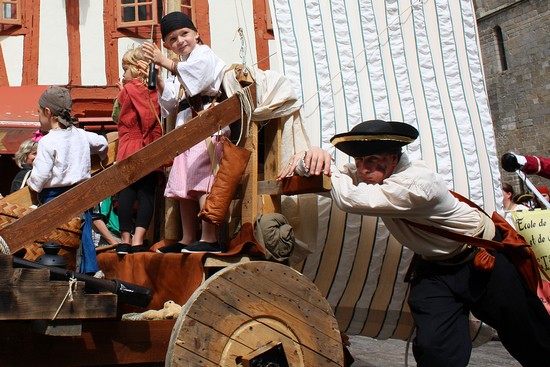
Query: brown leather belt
178 95 215 113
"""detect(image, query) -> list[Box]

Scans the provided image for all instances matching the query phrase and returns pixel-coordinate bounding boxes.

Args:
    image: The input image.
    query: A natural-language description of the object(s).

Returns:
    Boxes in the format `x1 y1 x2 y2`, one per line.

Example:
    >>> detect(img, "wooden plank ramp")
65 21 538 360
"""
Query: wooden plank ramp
165 261 344 367
0 85 256 254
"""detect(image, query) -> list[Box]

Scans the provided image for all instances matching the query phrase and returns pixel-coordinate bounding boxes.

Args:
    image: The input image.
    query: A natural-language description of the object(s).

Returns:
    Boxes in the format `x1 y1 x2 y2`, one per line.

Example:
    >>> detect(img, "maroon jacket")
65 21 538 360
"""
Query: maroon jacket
523 155 550 179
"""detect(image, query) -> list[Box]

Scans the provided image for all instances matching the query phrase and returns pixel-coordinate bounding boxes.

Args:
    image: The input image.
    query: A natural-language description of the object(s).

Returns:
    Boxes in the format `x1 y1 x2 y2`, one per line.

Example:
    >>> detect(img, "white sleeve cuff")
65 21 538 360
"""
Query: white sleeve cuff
295 159 311 177
516 154 527 166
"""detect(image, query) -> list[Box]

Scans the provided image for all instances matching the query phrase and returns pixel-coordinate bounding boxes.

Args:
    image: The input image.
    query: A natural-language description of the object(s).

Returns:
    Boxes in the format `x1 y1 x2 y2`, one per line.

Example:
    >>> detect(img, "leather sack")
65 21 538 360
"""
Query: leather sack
490 211 543 294
453 192 544 294
450 191 544 294
473 248 495 272
198 137 251 225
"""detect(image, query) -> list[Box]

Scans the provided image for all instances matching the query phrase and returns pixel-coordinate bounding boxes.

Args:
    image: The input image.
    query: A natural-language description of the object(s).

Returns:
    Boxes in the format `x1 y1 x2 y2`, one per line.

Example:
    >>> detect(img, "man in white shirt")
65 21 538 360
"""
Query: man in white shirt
279 120 550 367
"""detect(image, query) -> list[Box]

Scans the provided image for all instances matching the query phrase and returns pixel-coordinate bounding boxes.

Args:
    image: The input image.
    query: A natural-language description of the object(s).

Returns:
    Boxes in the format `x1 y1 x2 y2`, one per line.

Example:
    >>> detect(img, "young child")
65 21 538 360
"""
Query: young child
28 86 108 274
10 139 38 193
92 197 121 248
142 12 227 253
113 46 163 255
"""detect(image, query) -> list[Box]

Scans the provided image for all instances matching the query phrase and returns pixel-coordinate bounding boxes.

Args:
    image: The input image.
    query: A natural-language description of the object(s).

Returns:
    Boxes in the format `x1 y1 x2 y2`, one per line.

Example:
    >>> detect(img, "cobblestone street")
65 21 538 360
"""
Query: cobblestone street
348 336 520 367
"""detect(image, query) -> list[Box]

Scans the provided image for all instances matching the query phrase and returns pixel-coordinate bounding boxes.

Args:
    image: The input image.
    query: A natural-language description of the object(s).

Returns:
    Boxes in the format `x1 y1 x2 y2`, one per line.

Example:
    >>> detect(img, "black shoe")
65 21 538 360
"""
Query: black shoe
181 241 221 254
131 245 148 253
156 242 187 253
116 243 132 255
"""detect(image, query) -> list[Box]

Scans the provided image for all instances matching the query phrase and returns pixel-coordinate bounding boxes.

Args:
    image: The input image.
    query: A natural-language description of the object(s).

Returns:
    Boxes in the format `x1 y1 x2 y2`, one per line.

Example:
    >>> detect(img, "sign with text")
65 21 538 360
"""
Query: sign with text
512 209 550 312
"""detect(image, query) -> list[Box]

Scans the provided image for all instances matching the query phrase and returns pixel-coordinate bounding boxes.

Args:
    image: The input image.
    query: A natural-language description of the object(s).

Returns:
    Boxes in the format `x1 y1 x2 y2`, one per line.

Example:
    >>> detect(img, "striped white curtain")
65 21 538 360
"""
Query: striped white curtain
270 0 502 339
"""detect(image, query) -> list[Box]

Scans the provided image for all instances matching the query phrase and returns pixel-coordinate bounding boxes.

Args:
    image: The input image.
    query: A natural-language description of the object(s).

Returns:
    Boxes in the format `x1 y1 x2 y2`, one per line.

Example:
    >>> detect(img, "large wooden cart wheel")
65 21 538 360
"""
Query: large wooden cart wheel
165 261 345 366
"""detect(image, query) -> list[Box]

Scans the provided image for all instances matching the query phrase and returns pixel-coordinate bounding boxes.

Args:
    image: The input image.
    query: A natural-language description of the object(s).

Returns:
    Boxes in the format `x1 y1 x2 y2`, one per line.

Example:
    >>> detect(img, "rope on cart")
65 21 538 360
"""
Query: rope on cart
51 276 78 320
0 236 10 254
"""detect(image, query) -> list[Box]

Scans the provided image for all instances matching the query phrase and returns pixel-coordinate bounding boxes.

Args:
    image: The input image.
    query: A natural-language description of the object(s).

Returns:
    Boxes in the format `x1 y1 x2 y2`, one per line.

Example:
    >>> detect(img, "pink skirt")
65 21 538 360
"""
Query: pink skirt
164 136 224 201
164 140 214 201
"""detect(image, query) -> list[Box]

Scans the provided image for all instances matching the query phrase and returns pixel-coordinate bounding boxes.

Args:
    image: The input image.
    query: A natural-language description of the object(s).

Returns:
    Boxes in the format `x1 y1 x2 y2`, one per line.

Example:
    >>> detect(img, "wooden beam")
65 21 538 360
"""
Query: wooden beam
0 85 256 254
0 319 175 366
0 44 8 87
66 0 82 85
260 118 282 213
103 0 119 85
22 0 40 85
0 281 118 320
241 122 259 224
252 0 273 71
0 255 117 320
257 175 332 196
195 0 211 46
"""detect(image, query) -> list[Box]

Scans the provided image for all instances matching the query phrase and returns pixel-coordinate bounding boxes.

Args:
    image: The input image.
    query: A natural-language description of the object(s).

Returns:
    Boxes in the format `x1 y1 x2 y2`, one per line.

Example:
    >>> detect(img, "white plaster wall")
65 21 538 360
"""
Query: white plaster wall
0 35 24 86
38 0 69 85
79 0 107 86
208 0 257 68
264 0 282 74
117 38 146 80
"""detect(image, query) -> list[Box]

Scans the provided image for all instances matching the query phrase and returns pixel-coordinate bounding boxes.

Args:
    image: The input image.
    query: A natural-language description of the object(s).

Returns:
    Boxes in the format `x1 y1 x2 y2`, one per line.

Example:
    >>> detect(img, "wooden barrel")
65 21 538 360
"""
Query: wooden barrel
165 261 345 366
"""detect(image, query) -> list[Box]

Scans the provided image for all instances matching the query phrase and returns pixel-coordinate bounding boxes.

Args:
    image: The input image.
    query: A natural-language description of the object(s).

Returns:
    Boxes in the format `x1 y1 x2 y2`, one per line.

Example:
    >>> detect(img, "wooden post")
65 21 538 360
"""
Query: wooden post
260 118 282 214
241 122 259 224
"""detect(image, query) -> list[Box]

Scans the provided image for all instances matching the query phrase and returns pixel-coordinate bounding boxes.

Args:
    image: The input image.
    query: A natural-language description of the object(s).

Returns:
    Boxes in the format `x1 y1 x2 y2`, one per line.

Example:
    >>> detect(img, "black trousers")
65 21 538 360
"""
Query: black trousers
408 250 550 367
117 172 157 233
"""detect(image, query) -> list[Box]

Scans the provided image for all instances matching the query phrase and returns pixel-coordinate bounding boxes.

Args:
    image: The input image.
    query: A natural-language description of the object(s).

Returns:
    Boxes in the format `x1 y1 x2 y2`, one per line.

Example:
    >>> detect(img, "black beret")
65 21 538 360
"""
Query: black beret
330 120 419 157
161 12 197 41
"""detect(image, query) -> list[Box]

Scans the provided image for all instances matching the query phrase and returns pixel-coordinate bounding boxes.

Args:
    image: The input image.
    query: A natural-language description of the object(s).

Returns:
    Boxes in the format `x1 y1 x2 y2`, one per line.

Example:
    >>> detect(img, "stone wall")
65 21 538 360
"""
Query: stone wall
474 0 549 192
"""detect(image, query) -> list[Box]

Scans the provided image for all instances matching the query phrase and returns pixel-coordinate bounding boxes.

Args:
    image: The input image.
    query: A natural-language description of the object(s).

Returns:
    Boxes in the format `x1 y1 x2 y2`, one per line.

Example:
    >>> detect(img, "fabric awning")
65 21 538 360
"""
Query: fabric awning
0 86 48 154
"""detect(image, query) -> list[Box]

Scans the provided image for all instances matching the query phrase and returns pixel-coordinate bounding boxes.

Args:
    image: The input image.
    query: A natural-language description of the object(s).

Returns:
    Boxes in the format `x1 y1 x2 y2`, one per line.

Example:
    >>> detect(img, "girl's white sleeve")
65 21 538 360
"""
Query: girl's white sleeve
27 143 54 192
83 130 108 160
159 75 179 118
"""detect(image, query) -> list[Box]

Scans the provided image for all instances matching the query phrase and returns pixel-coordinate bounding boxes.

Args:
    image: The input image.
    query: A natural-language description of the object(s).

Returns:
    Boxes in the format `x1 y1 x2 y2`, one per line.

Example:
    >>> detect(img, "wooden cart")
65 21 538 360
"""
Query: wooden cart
0 85 346 366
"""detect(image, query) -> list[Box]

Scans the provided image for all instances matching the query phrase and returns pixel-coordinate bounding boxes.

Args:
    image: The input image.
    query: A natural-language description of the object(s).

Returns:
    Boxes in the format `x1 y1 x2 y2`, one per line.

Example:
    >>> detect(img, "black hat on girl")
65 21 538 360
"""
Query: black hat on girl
161 12 197 40
330 120 419 157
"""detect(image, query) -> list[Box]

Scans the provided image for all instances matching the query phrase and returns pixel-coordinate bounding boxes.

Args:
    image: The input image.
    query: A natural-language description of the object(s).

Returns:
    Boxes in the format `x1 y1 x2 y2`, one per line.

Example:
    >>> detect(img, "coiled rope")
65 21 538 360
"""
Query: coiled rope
0 236 10 255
